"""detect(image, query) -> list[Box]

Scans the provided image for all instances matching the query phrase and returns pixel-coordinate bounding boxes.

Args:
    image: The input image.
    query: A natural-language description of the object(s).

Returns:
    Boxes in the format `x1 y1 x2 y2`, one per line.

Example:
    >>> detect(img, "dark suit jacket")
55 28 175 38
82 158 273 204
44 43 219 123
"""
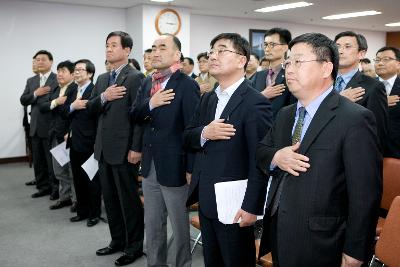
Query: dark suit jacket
38 82 77 143
346 70 388 152
190 73 198 79
251 68 293 119
20 73 58 138
88 65 144 165
386 76 400 158
132 70 200 187
63 83 97 154
184 79 273 219
257 91 382 266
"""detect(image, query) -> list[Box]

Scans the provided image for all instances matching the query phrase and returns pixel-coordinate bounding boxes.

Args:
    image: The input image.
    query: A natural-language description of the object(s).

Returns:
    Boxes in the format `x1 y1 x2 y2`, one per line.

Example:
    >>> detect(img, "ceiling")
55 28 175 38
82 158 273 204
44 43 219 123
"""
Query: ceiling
23 0 400 32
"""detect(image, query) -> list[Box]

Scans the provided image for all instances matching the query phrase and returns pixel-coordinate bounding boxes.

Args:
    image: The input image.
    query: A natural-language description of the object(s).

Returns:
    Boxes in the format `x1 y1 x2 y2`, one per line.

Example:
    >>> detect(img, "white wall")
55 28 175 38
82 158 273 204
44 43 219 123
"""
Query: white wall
126 5 143 66
190 14 386 73
0 0 125 158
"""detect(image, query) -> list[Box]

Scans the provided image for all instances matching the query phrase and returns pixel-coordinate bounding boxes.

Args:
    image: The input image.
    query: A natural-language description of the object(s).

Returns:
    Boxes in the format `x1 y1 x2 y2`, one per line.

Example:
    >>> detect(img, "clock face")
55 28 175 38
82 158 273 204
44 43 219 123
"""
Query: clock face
155 9 181 36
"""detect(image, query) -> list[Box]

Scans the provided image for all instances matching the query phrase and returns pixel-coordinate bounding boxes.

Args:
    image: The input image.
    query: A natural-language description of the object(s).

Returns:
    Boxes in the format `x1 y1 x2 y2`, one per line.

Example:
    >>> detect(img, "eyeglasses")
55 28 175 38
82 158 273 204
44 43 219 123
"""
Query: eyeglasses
207 49 244 57
282 59 327 69
373 57 398 63
74 68 87 73
336 44 357 50
264 42 285 49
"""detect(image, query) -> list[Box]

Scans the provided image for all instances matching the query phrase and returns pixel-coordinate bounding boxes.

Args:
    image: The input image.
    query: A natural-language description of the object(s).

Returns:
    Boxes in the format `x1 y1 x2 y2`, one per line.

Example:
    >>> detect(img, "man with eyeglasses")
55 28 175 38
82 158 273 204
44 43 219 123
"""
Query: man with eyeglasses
185 33 272 267
375 46 400 158
334 31 388 152
257 33 381 267
251 27 294 119
195 52 217 95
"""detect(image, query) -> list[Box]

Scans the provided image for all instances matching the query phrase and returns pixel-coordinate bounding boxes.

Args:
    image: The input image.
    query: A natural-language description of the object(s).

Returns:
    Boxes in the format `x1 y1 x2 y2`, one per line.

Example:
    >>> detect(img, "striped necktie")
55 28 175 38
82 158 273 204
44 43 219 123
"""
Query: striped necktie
334 76 345 92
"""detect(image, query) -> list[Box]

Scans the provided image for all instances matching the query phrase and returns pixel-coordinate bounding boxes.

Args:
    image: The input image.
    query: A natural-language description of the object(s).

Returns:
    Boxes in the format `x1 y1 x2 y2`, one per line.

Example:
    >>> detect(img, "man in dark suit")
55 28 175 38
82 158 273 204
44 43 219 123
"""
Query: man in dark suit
184 33 272 267
182 57 197 79
334 31 388 152
87 31 144 266
63 59 101 226
374 46 400 158
251 28 294 119
132 34 199 267
38 60 76 209
20 50 59 198
257 33 382 267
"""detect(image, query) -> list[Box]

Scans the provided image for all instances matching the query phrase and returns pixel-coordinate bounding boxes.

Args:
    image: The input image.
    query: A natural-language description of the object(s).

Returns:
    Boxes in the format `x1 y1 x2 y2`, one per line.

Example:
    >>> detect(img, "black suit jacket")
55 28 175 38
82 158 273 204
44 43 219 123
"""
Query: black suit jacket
64 83 97 154
346 70 388 151
190 73 198 79
38 82 77 143
132 70 200 187
184 79 273 219
386 76 400 158
251 68 293 119
20 73 58 138
88 65 145 165
257 91 382 265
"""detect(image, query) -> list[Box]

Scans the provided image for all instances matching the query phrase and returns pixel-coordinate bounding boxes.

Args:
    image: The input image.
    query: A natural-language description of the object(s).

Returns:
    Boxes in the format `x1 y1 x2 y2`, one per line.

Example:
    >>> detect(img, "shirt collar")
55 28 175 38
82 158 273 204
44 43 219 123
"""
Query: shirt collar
379 74 397 88
77 81 91 92
297 86 333 119
40 70 52 79
215 77 245 98
338 68 358 85
112 63 128 77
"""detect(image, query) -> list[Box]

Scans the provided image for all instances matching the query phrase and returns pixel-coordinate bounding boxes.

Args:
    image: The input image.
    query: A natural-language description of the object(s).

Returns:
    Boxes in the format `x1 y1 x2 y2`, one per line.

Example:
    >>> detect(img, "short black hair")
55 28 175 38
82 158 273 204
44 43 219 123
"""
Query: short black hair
33 50 53 61
360 58 371 64
144 48 152 54
197 52 208 61
289 33 339 81
210 33 250 69
184 57 194 65
376 46 400 61
250 53 260 62
260 57 268 64
128 58 141 71
106 31 133 50
265 28 292 45
57 60 74 73
334 31 367 51
162 33 182 51
74 59 95 80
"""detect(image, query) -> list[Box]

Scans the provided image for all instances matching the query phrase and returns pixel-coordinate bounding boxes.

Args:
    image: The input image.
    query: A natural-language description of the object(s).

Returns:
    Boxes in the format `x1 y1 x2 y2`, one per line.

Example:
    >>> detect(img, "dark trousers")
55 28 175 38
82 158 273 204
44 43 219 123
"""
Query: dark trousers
199 209 255 267
98 156 144 254
70 147 101 219
269 212 280 267
31 135 58 192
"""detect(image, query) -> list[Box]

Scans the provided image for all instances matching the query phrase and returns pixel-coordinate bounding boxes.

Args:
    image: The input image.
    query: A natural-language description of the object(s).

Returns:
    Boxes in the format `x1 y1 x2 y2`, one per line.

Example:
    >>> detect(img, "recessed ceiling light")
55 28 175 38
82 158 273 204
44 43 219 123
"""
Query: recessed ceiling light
322 10 381 20
385 22 400 27
254 2 313 13
150 0 174 3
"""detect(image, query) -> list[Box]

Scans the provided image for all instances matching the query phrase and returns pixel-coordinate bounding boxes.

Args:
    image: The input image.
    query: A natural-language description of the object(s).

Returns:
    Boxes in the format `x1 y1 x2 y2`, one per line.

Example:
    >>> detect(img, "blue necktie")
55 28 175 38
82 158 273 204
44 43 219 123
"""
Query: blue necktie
109 70 117 86
335 76 345 92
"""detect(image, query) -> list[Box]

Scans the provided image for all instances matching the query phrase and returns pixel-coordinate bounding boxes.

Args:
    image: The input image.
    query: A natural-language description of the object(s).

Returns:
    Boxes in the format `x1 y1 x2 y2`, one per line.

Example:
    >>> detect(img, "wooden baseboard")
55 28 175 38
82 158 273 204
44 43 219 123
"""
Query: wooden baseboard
0 156 29 164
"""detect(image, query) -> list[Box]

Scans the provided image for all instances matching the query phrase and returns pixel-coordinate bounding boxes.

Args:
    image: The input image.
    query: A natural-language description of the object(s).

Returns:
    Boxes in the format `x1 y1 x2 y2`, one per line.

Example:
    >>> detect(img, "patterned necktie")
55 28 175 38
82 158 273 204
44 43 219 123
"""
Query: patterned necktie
334 76 345 92
292 107 306 144
109 70 117 86
40 75 46 87
271 106 307 216
266 69 274 86
382 80 391 96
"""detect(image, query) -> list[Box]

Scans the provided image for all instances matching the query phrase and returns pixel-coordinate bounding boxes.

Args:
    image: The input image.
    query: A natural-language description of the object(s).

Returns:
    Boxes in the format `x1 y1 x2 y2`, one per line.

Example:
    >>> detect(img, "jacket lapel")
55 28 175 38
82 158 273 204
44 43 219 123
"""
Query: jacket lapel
82 83 94 100
274 68 285 85
299 91 338 154
115 64 131 86
390 76 400 96
206 92 218 122
218 80 247 120
346 70 362 89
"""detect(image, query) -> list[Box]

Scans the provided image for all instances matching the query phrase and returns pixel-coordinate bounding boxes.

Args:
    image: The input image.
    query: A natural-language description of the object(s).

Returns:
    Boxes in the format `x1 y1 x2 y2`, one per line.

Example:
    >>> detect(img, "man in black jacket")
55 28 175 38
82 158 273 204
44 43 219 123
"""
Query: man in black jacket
39 60 76 209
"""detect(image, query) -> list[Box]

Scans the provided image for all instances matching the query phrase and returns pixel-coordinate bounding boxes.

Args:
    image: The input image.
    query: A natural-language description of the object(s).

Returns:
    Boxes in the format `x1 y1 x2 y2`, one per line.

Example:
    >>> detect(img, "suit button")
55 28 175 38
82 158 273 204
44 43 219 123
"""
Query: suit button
151 127 155 131
149 144 152 147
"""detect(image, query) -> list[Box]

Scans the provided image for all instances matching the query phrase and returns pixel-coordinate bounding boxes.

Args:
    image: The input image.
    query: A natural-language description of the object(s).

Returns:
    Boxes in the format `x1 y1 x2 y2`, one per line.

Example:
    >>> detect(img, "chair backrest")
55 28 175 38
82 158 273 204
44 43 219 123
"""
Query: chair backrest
375 196 400 267
381 158 400 210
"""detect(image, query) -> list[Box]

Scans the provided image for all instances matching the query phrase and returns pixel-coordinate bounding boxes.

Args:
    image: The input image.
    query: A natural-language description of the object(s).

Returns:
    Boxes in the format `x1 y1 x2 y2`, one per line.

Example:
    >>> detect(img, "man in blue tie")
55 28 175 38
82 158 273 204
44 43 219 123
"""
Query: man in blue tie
257 33 381 267
334 31 388 151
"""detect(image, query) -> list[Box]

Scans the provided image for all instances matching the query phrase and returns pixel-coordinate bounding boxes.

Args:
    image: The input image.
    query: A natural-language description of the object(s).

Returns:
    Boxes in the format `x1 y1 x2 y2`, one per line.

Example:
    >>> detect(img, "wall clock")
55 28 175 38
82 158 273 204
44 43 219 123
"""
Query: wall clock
155 8 182 36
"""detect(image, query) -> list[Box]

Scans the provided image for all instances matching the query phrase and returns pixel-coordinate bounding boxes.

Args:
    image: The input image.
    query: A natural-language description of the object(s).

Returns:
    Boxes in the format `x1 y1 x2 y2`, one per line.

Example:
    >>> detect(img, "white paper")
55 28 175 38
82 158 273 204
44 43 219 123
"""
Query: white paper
50 141 70 167
215 179 265 224
81 154 98 181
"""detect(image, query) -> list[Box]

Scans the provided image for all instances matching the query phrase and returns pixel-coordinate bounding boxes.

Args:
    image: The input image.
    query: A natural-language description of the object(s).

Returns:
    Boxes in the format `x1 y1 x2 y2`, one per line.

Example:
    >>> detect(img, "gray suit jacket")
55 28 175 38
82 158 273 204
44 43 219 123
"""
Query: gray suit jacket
88 64 145 165
20 73 58 138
